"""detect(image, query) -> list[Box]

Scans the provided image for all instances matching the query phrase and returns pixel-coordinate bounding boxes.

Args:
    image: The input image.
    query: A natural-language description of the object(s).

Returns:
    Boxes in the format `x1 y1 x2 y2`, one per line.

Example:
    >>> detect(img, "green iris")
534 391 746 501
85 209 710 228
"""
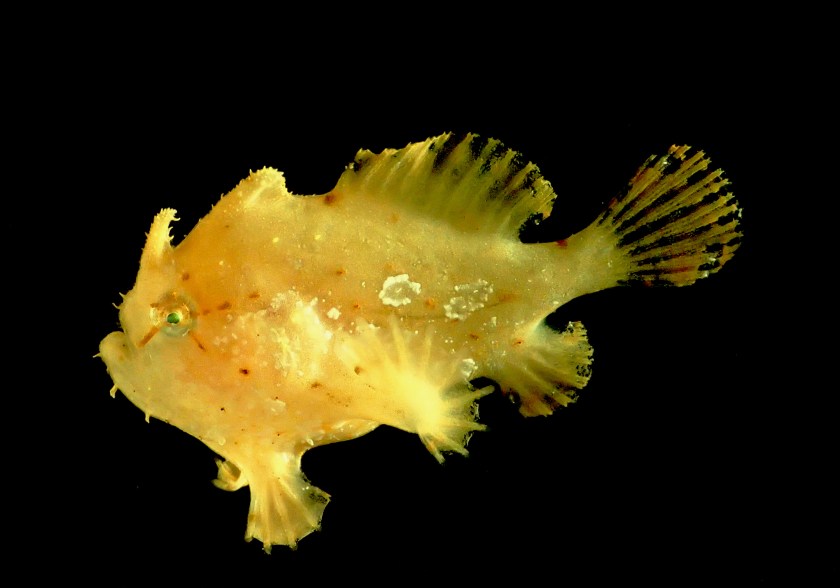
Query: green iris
151 294 194 336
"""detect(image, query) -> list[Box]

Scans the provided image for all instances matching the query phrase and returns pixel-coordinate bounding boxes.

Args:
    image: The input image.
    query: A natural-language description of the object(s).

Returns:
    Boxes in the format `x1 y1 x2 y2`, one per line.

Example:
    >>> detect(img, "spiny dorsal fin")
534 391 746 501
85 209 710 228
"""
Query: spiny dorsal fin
333 133 556 238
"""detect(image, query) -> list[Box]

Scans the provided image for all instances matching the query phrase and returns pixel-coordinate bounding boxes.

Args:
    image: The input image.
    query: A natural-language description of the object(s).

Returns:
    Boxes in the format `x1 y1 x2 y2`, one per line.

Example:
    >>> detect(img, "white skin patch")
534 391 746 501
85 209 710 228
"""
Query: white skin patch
460 358 478 379
444 279 493 320
378 274 421 307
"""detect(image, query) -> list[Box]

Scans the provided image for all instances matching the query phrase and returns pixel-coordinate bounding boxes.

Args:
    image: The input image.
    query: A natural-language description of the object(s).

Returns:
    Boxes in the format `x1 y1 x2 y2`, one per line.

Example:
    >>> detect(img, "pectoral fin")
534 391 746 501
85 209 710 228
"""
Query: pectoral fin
336 318 492 462
213 452 328 552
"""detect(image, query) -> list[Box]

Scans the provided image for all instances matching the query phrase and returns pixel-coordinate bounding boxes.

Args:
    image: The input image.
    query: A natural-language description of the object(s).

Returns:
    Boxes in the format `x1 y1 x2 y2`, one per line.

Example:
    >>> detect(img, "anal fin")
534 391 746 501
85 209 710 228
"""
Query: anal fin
492 321 593 417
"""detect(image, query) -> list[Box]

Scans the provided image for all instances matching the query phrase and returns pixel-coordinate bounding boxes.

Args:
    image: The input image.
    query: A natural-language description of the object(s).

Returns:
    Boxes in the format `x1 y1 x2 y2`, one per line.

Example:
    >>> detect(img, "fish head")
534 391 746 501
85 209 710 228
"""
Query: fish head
99 209 204 421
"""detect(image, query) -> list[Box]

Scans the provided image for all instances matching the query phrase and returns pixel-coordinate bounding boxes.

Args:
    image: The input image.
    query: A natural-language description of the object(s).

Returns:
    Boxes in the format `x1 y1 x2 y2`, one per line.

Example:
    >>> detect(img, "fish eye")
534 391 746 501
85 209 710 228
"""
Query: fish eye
150 294 195 336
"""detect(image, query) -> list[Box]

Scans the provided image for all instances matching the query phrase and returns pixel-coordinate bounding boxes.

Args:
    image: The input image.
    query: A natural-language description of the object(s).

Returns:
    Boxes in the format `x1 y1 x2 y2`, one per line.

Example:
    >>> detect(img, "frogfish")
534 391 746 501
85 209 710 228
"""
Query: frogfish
99 133 741 551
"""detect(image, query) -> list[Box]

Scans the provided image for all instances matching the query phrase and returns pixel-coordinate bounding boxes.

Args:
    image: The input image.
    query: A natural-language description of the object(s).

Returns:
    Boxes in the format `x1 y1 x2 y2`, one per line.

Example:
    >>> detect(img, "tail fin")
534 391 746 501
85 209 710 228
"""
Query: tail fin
570 145 741 289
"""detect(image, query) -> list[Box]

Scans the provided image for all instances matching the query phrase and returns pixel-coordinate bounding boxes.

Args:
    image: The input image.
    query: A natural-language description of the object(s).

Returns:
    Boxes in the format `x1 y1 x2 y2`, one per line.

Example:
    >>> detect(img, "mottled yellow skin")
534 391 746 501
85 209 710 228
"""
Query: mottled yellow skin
99 134 740 550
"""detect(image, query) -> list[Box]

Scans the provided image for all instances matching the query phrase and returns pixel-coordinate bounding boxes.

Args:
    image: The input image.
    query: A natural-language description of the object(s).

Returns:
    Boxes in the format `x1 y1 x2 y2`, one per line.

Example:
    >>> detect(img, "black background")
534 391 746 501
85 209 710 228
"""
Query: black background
11 19 834 586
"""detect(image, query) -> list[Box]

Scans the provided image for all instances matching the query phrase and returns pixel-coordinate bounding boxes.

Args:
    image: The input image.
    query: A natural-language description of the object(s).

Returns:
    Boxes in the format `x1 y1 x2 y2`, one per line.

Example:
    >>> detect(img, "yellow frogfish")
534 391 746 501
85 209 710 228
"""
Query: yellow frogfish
99 133 741 551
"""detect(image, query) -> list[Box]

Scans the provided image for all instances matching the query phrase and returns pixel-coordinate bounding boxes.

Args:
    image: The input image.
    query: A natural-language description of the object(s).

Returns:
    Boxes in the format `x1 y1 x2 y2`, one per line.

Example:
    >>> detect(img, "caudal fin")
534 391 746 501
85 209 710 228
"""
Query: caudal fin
570 145 742 289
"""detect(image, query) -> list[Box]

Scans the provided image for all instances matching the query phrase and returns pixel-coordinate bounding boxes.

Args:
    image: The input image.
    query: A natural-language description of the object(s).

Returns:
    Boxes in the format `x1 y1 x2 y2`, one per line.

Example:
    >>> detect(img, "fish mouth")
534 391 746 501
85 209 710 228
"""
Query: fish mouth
99 331 136 399
99 331 132 365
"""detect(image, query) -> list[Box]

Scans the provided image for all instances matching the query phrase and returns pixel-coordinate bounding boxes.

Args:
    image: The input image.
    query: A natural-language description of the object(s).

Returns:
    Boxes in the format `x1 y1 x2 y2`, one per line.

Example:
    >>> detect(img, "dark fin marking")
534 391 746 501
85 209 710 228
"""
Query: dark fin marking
334 132 557 238
568 145 741 290
491 321 593 417
609 146 741 286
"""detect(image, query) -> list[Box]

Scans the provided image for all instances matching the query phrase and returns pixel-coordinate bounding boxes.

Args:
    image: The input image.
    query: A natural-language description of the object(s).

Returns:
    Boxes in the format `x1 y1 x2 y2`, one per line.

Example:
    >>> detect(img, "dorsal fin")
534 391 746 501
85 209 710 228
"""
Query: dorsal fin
333 133 557 238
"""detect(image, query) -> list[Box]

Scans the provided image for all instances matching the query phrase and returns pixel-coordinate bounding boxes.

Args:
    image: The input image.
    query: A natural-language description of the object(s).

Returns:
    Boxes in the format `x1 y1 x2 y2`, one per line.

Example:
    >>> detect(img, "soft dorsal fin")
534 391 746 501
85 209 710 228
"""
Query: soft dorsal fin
333 133 557 238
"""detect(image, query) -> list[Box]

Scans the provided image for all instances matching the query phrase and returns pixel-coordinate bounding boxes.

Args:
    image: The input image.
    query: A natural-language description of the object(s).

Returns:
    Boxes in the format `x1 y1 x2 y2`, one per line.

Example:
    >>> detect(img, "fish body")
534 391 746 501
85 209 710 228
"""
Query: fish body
99 133 740 550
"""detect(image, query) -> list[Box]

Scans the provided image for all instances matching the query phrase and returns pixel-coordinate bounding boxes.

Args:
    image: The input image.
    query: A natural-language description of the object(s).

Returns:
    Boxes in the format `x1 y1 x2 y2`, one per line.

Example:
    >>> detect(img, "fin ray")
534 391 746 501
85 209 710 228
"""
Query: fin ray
334 133 556 238
610 145 741 285
336 318 490 461
567 145 741 290
213 453 329 551
491 321 593 417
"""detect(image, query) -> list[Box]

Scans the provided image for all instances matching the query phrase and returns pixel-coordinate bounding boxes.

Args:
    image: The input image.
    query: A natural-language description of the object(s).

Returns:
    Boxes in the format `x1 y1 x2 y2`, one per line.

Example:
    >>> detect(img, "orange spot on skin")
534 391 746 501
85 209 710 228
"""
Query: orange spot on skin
336 268 346 276
324 192 339 205
181 272 190 281
354 366 363 375
389 212 400 223
239 368 250 375
555 239 568 248
248 292 261 299
217 301 232 310
311 381 322 388
352 303 361 310
469 333 480 340
425 298 437 309
512 338 524 346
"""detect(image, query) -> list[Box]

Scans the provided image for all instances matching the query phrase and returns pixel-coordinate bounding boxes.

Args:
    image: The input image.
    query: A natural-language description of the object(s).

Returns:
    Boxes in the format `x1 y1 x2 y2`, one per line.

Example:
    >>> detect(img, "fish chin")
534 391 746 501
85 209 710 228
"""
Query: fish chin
99 331 131 369
99 331 141 402
99 330 182 422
